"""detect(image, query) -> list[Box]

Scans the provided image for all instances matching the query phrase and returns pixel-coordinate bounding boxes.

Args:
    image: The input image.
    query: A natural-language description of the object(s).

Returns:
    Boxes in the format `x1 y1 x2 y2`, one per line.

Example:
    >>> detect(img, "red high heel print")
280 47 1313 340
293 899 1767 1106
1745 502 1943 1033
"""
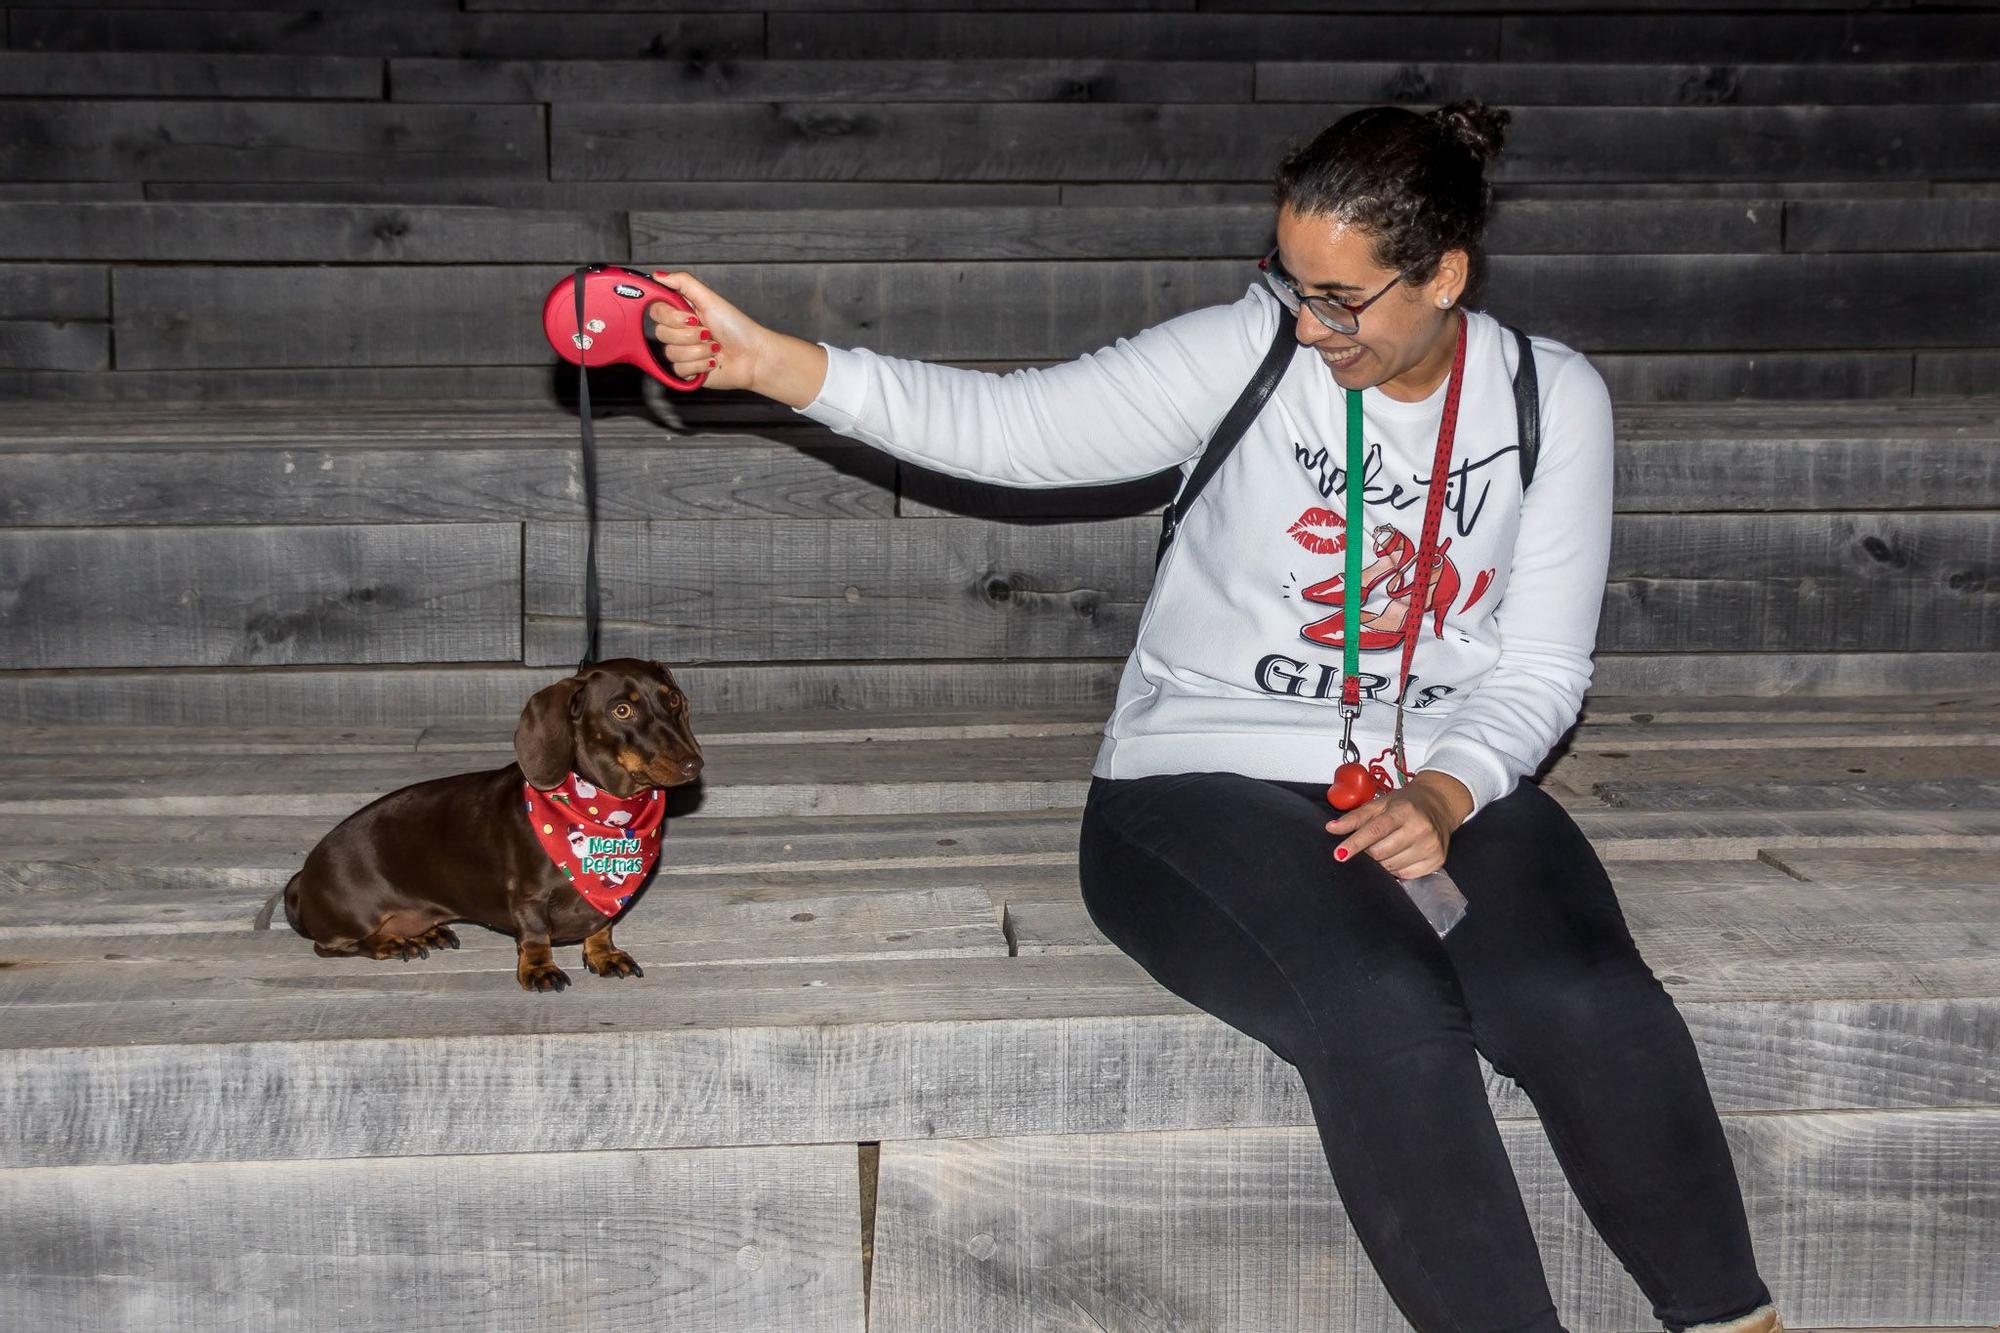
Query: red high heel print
1299 524 1462 650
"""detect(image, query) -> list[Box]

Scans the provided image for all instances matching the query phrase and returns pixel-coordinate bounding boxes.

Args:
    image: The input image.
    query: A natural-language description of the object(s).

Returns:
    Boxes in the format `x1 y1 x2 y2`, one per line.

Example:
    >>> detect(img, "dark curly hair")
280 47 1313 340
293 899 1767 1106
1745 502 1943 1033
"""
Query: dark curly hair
1269 99 1511 312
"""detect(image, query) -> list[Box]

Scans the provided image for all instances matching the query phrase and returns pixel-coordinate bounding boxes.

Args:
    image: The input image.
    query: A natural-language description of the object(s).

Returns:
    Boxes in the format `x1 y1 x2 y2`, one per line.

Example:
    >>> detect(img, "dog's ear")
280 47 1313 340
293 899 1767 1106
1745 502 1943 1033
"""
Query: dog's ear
515 675 584 789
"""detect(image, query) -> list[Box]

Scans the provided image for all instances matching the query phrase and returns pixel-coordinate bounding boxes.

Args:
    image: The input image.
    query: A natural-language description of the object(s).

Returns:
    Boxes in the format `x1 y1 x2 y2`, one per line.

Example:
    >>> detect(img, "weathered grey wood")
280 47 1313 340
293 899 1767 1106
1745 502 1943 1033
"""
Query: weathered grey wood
1761 846 2000 885
0 183 144 201
521 517 1155 667
144 177 1062 210
0 736 1110 817
636 198 1784 261
869 1110 1998 1332
386 53 1984 109
764 11 1998 62
1597 511 1996 652
1 959 1993 1168
11 9 766 59
0 1145 865 1333
1503 12 2000 62
0 437 897 526
0 352 1936 405
0 201 627 262
33 0 457 8
107 257 2000 374
395 54 1250 106
0 320 107 371
1919 351 2000 396
517 511 1996 665
0 102 545 183
0 262 105 319
0 50 382 98
554 103 2000 185
1253 58 2000 107
1787 198 2000 253
0 524 521 669
0 724 429 755
1593 778 2000 814
3 874 1009 965
1079 179 1942 204
0 705 1110 756
4 656 1999 728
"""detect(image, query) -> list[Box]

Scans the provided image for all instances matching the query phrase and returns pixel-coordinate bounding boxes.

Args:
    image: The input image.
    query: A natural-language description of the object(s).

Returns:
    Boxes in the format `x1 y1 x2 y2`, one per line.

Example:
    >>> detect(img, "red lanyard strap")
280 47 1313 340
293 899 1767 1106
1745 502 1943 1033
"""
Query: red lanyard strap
1339 313 1469 782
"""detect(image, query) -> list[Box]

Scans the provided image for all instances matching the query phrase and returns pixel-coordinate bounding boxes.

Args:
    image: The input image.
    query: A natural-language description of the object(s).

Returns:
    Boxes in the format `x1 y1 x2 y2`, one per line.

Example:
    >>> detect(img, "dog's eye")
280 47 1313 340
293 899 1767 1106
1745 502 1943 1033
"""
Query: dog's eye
611 702 635 720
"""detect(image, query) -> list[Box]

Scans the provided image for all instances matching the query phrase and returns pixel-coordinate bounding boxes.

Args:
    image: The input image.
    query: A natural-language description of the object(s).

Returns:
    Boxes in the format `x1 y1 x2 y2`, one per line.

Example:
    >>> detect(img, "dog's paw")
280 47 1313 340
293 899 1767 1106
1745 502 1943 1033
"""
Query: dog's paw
413 923 460 951
517 959 572 993
584 946 644 980
367 934 433 962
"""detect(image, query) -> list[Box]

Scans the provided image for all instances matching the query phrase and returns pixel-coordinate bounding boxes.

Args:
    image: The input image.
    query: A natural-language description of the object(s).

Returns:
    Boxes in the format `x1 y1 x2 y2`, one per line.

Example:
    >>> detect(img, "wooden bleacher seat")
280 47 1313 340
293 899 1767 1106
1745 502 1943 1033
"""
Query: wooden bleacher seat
2 690 1998 1329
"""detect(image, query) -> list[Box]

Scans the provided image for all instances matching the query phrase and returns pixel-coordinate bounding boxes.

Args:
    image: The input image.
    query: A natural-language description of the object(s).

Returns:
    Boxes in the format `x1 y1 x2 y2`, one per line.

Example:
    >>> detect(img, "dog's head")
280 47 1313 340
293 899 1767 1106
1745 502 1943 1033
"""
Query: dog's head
513 658 704 796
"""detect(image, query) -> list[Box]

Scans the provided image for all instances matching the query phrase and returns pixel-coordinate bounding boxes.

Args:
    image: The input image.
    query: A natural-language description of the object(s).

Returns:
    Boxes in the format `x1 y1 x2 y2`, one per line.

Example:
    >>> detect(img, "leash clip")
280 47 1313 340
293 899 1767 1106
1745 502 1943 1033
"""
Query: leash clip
1338 708 1361 765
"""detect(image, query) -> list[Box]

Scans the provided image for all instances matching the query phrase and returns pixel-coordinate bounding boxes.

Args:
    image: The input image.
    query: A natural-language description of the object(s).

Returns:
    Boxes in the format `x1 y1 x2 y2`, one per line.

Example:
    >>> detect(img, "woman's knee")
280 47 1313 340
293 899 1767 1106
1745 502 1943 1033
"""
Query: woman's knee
1079 810 1322 1064
1472 952 1678 1077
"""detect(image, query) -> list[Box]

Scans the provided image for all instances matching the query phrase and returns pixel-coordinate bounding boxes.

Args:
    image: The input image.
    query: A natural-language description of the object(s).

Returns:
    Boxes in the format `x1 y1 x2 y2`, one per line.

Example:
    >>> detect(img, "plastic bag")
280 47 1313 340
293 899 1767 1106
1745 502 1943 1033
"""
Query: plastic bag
1398 867 1468 938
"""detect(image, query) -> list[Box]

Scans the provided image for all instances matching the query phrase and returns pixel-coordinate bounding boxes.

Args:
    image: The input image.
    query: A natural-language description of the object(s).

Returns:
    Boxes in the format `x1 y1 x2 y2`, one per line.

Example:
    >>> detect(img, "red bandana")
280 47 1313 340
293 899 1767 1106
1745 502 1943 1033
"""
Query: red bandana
521 771 667 916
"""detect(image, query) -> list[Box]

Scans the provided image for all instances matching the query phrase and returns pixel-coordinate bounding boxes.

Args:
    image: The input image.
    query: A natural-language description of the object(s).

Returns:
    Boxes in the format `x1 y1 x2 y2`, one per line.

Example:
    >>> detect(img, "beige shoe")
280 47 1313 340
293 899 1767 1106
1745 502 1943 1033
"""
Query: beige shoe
1680 1303 1783 1333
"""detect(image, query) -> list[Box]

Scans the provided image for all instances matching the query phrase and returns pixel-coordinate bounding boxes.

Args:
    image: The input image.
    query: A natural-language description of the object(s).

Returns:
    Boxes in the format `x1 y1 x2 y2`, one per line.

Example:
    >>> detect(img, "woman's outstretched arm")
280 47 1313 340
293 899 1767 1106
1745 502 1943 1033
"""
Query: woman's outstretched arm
648 268 1281 491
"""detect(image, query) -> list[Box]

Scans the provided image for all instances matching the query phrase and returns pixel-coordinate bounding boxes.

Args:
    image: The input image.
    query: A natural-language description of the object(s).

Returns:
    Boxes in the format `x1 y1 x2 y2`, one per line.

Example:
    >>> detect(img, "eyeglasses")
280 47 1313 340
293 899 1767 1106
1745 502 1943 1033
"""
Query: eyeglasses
1258 246 1411 336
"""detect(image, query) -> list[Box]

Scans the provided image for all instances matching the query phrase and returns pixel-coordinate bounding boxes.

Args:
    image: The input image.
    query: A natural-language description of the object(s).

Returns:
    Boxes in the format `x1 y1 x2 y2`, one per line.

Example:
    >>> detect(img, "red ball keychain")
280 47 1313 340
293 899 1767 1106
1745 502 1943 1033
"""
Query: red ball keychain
1326 761 1386 812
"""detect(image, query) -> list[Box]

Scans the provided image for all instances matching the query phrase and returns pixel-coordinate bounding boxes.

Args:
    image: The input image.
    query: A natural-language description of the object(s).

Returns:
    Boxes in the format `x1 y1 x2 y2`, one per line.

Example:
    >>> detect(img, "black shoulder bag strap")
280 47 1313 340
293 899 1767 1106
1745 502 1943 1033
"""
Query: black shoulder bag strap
1153 314 1542 573
1505 322 1540 490
1154 306 1298 570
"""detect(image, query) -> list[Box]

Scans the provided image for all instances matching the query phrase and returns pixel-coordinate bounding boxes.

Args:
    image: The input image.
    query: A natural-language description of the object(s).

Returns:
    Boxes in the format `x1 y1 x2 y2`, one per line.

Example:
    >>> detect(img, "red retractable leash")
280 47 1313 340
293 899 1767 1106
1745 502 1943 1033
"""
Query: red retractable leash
543 265 709 391
539 265 710 671
1323 313 1471 938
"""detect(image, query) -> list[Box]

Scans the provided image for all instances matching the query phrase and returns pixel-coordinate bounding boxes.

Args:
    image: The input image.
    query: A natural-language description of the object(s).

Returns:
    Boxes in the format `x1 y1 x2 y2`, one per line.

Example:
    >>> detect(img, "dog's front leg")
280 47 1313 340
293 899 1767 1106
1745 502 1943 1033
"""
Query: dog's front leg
513 902 570 993
582 923 643 980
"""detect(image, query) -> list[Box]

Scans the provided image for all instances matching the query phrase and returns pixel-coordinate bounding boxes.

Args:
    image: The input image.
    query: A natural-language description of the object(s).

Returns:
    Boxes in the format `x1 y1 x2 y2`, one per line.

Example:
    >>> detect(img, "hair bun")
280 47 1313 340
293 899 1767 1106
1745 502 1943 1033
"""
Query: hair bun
1430 98 1510 163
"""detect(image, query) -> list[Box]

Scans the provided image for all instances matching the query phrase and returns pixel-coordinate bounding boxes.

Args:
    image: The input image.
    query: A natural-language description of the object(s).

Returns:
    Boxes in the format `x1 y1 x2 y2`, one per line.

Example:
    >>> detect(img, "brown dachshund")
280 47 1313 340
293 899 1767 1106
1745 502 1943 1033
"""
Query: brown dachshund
278 659 704 992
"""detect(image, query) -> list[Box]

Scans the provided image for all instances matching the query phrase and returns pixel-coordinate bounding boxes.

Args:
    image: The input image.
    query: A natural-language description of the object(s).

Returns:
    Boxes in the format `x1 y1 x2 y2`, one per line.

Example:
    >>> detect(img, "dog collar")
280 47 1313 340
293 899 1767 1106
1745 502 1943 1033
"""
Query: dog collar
522 771 666 917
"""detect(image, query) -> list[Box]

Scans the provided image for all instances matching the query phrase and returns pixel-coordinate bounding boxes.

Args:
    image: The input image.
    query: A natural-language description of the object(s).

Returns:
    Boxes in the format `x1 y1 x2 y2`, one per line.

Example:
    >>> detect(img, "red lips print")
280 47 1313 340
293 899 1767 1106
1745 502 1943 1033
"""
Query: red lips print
1288 506 1345 556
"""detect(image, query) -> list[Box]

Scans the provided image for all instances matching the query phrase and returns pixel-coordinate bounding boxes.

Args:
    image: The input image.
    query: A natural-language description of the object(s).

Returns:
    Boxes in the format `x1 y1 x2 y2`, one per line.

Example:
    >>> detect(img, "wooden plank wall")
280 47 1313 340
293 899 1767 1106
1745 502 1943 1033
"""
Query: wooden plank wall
0 18 1993 704
0 399 1993 713
0 2 1996 401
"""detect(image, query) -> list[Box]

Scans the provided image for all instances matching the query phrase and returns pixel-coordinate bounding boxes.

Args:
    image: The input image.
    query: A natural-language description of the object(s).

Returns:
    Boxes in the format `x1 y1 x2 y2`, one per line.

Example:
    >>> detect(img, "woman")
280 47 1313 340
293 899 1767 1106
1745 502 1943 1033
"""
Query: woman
644 99 1784 1333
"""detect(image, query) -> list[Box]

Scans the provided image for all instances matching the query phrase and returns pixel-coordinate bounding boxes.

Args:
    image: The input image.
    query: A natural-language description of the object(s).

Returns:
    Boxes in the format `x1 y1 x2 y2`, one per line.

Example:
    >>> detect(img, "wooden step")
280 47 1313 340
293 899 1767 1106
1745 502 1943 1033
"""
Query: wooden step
0 715 1992 1314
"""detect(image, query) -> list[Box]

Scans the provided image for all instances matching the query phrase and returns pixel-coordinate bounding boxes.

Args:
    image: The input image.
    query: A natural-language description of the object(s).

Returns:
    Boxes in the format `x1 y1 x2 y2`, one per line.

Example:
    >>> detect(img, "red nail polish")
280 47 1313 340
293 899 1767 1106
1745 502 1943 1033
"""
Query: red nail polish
685 317 696 325
708 358 716 367
1335 847 1349 861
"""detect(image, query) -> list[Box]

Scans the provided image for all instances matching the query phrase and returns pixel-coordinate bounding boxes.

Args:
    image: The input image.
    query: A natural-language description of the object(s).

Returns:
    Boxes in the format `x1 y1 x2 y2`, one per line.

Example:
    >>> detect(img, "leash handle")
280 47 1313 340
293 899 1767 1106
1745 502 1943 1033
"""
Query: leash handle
574 266 602 671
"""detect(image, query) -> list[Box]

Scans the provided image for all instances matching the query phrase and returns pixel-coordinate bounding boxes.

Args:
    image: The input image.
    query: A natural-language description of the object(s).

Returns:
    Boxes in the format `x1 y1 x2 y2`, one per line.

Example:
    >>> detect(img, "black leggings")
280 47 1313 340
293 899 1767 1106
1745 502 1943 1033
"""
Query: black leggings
1078 769 1774 1333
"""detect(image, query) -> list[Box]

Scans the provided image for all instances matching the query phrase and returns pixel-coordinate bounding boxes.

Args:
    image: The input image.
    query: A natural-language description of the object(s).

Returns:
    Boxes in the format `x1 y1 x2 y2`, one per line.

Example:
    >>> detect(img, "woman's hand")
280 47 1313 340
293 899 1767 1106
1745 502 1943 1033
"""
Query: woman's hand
644 271 770 392
1325 770 1474 879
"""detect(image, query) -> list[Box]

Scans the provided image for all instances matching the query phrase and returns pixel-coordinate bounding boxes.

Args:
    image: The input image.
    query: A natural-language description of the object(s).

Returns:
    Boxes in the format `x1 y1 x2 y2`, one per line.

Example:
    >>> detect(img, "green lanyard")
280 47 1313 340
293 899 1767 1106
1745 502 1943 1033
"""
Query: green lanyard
1334 314 1469 786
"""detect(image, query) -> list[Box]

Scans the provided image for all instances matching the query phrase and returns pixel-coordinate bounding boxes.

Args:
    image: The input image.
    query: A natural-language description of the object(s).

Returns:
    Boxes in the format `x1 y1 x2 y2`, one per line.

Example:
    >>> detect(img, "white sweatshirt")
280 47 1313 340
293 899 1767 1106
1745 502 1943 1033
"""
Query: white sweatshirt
790 282 1615 823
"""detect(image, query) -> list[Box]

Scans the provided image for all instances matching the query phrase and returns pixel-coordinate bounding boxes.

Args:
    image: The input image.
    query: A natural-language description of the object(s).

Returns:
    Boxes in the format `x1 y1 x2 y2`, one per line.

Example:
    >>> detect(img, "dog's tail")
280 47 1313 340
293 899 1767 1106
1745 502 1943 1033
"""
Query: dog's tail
254 871 308 937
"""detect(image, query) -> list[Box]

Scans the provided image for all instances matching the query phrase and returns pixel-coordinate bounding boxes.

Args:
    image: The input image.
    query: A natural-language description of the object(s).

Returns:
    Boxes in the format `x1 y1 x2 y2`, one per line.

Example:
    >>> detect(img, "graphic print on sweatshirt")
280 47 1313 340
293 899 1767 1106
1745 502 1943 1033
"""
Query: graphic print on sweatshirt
1279 445 1504 789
